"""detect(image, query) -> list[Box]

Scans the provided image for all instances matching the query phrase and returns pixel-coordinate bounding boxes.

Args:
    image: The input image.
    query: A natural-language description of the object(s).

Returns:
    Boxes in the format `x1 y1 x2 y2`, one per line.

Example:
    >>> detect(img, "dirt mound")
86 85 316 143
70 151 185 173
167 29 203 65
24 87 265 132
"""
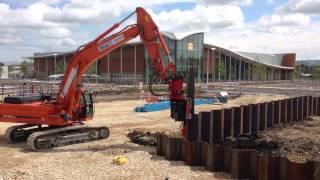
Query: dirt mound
127 130 162 146
229 94 287 105
225 135 280 155
225 117 320 162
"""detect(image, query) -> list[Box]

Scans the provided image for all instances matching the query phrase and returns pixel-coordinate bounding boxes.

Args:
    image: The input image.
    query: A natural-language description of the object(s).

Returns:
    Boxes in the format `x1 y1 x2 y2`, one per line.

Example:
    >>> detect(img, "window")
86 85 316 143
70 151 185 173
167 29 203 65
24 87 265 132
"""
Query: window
144 32 204 82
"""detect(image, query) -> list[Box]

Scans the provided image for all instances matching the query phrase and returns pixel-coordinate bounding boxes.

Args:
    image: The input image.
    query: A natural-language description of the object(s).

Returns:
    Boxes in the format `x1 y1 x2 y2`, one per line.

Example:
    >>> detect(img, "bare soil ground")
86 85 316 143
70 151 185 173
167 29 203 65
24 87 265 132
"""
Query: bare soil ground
0 94 316 180
0 97 223 180
257 117 320 162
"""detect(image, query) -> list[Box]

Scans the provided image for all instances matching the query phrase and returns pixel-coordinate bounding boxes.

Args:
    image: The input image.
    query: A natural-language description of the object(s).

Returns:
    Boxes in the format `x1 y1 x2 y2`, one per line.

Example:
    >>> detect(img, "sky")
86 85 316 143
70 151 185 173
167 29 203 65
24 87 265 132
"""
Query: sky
0 0 319 63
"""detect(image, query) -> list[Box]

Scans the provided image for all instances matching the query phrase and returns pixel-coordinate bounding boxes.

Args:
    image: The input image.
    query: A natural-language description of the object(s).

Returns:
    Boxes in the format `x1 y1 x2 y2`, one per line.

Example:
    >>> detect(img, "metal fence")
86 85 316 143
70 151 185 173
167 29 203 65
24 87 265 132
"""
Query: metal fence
0 78 143 102
0 80 59 102
2 77 320 103
203 79 320 97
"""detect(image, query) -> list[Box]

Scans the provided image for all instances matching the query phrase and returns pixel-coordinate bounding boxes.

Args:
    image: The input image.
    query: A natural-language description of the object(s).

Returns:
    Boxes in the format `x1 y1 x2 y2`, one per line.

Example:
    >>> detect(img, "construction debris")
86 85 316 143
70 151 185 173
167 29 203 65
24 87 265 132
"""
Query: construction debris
127 130 161 146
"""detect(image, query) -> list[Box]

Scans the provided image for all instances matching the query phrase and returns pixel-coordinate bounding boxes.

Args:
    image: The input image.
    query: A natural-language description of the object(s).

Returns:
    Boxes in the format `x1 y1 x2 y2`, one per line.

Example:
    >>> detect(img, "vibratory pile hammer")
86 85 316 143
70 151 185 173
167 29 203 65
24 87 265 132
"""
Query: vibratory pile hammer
0 7 194 151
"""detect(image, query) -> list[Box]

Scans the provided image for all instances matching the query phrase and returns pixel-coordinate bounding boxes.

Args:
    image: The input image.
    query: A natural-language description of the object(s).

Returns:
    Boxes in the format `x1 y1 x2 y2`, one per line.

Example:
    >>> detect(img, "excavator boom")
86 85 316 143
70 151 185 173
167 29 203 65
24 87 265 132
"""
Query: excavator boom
0 7 191 151
57 7 180 118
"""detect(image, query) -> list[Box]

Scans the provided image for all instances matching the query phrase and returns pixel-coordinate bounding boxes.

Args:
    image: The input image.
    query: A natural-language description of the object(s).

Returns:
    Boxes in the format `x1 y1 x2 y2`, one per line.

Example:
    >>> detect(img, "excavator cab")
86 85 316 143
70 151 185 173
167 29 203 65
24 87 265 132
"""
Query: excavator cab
79 92 94 118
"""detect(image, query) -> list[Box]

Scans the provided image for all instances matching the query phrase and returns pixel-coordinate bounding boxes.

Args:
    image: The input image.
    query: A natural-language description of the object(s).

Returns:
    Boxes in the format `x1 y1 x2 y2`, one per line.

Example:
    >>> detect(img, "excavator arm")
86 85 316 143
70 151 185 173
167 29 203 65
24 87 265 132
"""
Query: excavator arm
57 7 191 124
0 7 192 150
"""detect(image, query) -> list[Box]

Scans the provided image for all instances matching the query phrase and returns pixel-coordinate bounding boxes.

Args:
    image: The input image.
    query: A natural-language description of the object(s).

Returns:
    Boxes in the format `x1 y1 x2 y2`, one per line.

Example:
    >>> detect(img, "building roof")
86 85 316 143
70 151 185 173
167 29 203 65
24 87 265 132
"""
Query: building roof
161 31 203 40
161 32 177 40
237 52 294 70
26 32 198 60
25 51 75 59
26 31 295 70
204 43 294 70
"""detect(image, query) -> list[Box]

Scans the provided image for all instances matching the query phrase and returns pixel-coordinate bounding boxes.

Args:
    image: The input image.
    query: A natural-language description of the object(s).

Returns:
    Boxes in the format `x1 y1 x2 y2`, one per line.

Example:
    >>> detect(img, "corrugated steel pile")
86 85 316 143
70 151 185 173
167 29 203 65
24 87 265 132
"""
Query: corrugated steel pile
157 96 320 180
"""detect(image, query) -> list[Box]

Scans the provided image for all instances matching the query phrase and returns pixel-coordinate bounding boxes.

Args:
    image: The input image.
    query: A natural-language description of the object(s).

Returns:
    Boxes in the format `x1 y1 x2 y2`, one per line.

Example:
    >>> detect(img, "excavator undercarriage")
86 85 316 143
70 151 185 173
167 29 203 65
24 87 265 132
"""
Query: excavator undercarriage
27 125 110 151
3 91 111 151
5 123 110 151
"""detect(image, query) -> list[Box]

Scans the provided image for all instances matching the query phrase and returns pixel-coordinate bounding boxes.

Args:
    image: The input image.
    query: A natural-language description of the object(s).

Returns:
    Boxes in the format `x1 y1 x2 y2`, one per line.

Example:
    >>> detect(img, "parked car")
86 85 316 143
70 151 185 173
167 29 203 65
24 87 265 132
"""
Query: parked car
48 74 64 81
48 74 104 83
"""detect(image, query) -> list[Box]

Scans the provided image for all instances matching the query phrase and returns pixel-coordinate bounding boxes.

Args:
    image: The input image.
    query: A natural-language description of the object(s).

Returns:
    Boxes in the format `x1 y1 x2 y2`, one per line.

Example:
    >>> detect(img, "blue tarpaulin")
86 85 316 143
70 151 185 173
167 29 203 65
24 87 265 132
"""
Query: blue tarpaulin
135 98 217 112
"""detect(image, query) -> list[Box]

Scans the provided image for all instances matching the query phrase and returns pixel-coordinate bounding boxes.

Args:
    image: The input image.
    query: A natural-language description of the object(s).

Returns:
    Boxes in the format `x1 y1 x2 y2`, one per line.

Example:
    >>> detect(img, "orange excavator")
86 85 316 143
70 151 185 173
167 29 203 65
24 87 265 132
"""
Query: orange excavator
0 7 192 151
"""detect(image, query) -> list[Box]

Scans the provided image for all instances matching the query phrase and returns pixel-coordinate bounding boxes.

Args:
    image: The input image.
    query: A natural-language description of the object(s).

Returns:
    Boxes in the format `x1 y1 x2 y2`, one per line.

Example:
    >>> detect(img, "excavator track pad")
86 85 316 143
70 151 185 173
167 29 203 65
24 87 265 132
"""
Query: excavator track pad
26 125 110 151
5 124 53 143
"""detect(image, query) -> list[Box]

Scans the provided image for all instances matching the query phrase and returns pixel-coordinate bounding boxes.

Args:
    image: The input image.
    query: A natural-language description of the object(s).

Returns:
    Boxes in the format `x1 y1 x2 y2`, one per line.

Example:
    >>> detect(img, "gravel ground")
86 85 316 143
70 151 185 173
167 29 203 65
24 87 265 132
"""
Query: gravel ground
0 98 223 180
0 94 286 180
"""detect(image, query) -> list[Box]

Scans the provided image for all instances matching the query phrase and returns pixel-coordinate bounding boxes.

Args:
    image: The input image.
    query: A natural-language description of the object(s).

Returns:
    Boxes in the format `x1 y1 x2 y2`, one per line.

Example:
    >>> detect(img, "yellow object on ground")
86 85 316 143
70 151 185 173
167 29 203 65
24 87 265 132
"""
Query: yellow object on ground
112 156 128 165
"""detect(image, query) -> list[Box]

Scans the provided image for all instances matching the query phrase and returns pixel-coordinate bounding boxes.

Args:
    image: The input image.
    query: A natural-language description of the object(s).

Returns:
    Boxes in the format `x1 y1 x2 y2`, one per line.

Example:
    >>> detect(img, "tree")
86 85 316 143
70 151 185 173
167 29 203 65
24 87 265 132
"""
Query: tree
86 63 97 74
20 60 32 77
0 62 3 77
230 65 236 81
246 66 251 80
54 60 65 74
250 62 266 81
311 66 320 86
216 61 225 80
311 66 320 78
295 64 302 79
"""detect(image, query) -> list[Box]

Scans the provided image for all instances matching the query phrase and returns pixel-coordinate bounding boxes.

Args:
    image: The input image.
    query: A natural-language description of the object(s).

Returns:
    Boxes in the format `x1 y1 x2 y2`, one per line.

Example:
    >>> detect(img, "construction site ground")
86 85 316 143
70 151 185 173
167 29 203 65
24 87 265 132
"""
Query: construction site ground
0 93 319 179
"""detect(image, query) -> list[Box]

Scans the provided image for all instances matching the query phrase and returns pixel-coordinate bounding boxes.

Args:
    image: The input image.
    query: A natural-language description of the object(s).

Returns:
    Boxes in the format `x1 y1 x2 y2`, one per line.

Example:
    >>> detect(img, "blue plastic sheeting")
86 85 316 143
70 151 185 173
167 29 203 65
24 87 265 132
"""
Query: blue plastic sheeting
135 98 217 112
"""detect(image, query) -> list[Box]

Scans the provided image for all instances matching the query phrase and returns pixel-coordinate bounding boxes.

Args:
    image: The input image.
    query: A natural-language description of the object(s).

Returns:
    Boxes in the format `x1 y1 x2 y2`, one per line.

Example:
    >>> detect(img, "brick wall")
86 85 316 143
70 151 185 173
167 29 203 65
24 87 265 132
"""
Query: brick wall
99 44 145 74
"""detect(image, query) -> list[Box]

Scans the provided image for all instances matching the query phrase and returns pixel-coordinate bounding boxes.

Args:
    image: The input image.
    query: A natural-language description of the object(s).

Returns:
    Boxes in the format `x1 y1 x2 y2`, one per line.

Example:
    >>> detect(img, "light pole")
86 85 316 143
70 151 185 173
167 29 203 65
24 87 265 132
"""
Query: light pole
96 60 98 84
187 42 193 78
271 54 274 80
209 48 216 84
308 58 313 86
206 47 209 84
53 54 57 75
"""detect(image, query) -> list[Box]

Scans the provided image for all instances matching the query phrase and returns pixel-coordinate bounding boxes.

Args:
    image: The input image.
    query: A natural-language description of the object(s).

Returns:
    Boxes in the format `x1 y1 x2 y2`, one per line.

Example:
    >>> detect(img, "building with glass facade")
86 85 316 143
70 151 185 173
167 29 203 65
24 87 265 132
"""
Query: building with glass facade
29 32 296 83
144 32 204 83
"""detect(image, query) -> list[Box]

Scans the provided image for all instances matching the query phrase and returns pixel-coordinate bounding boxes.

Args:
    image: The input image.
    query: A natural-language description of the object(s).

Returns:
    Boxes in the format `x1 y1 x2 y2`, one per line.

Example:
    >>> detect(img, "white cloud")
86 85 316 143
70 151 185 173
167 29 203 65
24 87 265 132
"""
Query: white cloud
248 12 310 34
40 27 71 38
266 0 274 4
149 5 244 33
0 0 319 62
205 21 320 60
199 0 253 6
0 0 199 61
44 1 123 23
44 0 196 24
0 3 62 29
0 2 77 61
203 11 320 59
1 0 65 6
257 13 310 27
0 34 22 45
0 2 85 35
246 1 320 59
61 38 76 46
279 0 320 14
39 0 64 4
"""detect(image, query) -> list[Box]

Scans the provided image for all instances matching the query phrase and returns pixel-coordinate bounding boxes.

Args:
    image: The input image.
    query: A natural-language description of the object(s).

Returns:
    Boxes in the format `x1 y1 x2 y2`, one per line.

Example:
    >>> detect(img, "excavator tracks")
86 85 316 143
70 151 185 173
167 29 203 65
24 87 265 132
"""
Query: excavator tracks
26 125 110 151
4 124 50 143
